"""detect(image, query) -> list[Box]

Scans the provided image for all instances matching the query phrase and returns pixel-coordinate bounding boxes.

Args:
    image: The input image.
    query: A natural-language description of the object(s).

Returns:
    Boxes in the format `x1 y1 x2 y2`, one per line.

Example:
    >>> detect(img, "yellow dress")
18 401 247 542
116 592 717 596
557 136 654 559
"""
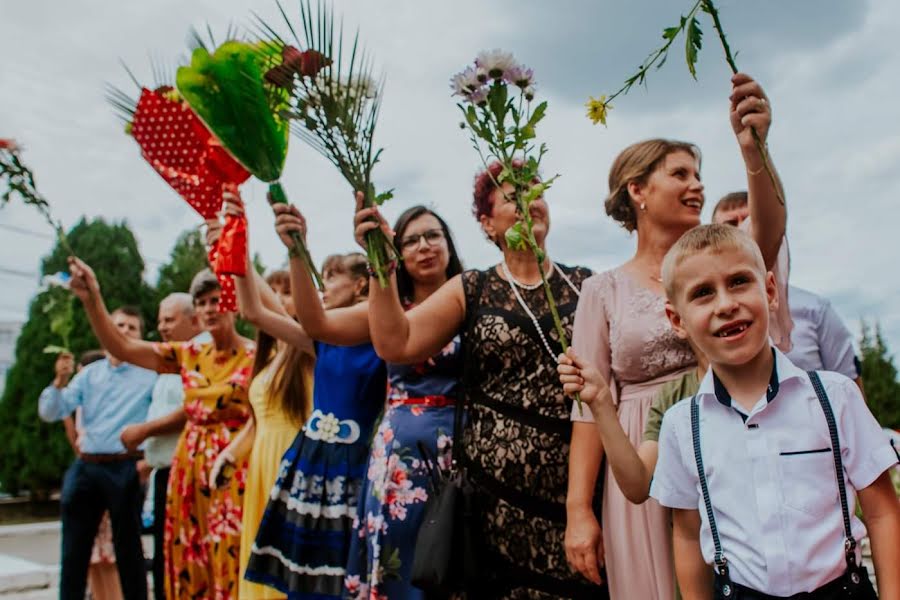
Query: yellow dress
239 356 314 599
152 339 255 600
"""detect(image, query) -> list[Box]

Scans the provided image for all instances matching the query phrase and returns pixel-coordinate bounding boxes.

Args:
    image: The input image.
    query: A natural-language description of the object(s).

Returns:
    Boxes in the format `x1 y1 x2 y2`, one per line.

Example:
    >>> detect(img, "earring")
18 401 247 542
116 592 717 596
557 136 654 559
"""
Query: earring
640 203 647 211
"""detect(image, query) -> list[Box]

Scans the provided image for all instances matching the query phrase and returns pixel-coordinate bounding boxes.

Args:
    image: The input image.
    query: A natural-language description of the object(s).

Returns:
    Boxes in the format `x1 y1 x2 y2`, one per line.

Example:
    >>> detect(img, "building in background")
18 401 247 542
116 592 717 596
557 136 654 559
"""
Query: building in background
0 319 22 397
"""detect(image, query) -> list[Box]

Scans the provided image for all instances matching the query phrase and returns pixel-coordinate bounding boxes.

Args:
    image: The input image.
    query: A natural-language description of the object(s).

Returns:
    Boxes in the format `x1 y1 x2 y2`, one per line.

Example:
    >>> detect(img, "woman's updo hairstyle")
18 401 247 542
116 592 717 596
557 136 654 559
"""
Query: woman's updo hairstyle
605 138 700 232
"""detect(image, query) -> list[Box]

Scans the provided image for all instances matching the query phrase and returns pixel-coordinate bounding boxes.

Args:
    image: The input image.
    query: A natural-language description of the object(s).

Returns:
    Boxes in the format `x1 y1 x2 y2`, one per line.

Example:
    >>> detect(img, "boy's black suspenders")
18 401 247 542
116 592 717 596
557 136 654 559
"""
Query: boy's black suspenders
689 372 876 599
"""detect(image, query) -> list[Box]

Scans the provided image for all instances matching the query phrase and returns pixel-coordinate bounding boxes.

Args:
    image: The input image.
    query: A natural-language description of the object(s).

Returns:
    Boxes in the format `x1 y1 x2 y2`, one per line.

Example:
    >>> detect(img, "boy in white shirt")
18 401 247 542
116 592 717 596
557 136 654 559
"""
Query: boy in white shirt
560 224 899 599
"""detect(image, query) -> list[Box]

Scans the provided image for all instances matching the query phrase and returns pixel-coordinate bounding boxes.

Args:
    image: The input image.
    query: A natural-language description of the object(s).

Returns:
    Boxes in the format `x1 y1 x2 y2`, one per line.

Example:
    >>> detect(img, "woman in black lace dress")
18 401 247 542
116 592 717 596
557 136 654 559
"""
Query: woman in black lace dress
347 163 607 600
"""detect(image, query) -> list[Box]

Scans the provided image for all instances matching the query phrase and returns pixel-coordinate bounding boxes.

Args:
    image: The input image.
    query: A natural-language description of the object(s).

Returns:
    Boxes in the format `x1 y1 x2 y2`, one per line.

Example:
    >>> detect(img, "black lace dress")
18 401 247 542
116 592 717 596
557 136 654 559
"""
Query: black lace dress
461 265 607 600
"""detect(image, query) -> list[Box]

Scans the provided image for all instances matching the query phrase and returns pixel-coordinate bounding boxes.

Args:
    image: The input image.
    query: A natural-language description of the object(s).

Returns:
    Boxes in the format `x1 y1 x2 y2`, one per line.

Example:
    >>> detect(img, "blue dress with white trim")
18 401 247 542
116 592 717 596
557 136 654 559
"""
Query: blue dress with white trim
245 341 387 599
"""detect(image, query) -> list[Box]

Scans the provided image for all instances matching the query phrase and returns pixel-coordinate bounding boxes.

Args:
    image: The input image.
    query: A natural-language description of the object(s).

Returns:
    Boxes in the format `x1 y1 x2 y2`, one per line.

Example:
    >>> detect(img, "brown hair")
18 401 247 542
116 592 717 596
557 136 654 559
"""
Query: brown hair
265 270 290 293
606 139 701 232
712 191 748 220
188 268 220 301
661 224 764 299
78 349 106 367
322 253 370 299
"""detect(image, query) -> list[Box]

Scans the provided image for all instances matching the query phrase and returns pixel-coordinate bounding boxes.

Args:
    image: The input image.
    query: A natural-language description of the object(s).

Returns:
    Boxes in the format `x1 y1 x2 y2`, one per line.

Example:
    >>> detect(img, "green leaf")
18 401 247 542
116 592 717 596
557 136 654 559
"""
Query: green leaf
504 222 526 251
489 82 508 125
525 101 547 131
685 16 704 79
662 25 681 41
374 189 394 205
43 345 70 355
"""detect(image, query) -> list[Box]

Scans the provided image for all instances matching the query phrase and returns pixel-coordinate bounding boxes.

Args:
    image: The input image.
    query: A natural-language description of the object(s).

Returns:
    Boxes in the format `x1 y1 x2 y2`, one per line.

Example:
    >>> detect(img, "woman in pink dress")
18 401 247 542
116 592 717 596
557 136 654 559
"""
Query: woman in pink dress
566 73 786 600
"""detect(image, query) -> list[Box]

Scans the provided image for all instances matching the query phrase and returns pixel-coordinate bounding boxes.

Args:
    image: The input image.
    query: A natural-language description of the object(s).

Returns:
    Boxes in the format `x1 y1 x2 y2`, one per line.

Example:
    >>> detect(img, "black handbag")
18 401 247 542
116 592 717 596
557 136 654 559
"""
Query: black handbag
410 270 485 595
692 372 878 600
409 398 480 594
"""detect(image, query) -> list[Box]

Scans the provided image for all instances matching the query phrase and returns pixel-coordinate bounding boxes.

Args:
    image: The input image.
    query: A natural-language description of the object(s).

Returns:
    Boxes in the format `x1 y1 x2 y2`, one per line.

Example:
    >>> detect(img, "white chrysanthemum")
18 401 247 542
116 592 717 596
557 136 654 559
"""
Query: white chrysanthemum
450 65 481 96
475 49 517 79
504 64 535 89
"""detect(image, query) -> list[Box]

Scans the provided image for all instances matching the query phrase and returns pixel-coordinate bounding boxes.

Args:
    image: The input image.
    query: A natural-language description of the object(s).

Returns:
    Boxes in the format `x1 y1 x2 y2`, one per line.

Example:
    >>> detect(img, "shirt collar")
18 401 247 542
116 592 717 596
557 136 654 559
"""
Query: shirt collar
698 346 808 410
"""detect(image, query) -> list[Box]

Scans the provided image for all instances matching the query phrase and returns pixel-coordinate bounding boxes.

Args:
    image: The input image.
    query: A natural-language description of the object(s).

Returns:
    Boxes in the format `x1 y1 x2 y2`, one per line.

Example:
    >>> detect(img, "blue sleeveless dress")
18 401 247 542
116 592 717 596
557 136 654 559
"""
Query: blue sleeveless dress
344 336 462 599
245 341 387 599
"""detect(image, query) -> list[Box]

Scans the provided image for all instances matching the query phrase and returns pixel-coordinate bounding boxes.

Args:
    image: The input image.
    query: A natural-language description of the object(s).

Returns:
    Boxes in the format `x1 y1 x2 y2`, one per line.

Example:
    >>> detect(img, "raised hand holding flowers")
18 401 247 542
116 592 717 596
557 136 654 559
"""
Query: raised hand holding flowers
254 0 396 287
587 0 784 205
452 50 583 411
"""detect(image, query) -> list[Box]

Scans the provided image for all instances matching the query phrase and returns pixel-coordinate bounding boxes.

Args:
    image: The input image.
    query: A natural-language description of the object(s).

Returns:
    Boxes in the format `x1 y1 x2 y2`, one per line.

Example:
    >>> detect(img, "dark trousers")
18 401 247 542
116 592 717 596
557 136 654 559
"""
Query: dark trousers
151 467 170 600
59 459 147 600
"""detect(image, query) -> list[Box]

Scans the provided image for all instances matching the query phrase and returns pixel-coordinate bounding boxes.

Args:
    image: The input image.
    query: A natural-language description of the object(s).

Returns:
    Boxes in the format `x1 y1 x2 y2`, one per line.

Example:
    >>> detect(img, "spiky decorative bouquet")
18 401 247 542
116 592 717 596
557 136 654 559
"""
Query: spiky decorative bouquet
107 65 252 312
1 139 75 256
254 0 396 288
451 50 581 410
175 37 324 288
585 0 783 205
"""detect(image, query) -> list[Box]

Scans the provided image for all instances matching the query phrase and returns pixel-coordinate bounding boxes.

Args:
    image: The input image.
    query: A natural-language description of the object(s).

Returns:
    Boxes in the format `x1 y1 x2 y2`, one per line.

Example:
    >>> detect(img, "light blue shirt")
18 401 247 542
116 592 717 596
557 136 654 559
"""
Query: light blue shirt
144 374 184 468
786 286 859 379
38 358 157 454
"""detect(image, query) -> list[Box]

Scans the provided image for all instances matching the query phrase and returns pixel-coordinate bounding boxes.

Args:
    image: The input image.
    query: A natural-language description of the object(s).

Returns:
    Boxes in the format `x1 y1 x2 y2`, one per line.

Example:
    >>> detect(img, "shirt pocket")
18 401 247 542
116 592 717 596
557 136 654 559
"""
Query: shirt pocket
778 445 838 516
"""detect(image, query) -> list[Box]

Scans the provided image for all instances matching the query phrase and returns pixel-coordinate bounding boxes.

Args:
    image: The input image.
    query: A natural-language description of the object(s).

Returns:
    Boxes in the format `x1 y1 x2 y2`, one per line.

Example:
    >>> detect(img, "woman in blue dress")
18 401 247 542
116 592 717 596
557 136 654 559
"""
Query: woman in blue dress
245 251 387 599
269 198 464 600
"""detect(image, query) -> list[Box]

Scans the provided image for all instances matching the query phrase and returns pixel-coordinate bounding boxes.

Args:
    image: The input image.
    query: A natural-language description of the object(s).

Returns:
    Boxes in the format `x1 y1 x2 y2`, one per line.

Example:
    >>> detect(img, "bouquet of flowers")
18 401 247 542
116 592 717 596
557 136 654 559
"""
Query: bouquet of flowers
175 36 324 288
585 0 783 205
107 66 252 312
254 0 396 287
451 50 582 410
1 139 76 256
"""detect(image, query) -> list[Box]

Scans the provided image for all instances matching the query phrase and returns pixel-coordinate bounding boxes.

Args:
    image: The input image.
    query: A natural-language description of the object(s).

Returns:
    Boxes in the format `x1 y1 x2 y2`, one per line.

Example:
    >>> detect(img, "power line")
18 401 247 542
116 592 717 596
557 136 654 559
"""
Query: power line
0 223 168 265
0 267 37 280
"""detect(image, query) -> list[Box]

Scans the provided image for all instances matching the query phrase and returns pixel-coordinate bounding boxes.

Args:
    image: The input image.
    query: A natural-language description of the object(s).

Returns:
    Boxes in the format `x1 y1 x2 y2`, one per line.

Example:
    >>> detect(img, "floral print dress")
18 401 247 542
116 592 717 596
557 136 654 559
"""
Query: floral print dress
345 335 462 600
152 339 255 600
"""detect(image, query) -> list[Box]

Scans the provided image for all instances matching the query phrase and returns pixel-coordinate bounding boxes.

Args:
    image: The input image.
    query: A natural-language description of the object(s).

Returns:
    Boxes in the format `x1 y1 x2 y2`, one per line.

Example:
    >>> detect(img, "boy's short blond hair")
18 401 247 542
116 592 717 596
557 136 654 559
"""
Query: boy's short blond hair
662 224 765 299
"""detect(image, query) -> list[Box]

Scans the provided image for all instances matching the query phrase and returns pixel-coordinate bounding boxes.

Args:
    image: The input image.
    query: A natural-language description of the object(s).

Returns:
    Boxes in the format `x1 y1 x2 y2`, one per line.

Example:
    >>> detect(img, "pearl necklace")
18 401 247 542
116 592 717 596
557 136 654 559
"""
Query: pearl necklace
500 261 581 360
501 260 552 290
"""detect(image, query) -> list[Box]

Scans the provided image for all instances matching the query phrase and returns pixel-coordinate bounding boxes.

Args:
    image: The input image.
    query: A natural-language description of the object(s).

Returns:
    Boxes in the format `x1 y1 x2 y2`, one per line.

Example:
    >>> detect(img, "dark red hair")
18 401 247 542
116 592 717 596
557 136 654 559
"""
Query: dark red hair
472 161 505 221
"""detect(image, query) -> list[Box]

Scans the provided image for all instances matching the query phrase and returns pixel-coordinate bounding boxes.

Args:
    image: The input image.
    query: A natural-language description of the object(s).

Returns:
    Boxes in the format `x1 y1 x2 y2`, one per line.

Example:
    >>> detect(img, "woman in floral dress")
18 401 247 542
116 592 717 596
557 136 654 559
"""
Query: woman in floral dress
352 168 602 599
69 260 254 600
343 205 463 600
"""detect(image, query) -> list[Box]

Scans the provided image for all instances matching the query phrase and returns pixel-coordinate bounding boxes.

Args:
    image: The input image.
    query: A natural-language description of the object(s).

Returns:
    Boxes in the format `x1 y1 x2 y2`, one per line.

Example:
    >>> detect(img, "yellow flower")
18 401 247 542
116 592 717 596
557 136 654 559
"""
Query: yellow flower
585 95 610 126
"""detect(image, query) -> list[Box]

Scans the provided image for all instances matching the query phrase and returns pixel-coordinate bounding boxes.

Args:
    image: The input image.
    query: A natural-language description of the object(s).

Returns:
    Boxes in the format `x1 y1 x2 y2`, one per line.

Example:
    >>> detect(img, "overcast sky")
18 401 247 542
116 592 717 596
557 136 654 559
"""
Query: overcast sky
2 0 898 354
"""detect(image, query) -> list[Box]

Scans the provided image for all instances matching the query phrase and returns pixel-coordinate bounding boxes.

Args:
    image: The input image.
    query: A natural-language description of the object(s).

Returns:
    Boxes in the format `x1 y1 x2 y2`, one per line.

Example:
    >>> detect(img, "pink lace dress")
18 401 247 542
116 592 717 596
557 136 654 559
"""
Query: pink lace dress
572 268 695 600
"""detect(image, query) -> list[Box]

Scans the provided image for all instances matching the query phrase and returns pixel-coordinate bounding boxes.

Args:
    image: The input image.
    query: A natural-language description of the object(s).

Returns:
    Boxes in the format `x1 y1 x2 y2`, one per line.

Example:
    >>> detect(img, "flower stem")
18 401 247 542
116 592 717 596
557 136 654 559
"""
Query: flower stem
268 181 324 291
701 0 785 206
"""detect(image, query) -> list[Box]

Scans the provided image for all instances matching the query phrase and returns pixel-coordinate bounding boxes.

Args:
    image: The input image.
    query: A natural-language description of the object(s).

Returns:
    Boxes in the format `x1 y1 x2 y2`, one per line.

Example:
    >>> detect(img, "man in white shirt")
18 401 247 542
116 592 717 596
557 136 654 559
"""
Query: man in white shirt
650 225 899 597
118 293 203 600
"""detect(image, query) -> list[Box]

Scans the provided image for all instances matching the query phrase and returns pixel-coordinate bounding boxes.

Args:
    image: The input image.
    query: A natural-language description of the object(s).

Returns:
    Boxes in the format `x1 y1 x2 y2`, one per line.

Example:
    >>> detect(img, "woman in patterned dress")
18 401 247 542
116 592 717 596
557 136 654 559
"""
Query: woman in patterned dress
68 259 254 600
343 204 463 600
566 74 786 600
243 235 386 598
351 168 603 599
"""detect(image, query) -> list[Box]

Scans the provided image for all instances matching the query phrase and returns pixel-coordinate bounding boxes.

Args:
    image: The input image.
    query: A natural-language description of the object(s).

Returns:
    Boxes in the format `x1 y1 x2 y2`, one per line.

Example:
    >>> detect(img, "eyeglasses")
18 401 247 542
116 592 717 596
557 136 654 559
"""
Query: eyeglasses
399 228 445 251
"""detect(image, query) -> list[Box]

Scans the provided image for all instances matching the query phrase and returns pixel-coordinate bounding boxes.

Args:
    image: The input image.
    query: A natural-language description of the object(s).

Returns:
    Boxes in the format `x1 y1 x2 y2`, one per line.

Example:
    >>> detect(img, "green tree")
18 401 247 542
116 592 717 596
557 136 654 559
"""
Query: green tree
860 321 900 429
0 218 155 496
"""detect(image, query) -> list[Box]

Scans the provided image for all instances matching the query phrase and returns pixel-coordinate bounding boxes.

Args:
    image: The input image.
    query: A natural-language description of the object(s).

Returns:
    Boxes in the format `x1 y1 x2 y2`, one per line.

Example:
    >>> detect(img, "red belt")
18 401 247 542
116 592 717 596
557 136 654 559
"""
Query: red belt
392 395 456 408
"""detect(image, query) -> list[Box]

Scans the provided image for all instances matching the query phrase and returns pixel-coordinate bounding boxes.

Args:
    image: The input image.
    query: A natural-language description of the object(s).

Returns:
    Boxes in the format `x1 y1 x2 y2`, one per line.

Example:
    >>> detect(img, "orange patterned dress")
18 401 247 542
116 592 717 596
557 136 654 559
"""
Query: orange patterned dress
153 339 255 600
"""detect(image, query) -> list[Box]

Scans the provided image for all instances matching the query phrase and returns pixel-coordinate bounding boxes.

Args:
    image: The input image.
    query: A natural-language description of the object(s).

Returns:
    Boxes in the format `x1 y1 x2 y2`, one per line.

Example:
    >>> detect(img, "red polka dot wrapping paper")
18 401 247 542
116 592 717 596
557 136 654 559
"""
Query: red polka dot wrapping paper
130 88 252 312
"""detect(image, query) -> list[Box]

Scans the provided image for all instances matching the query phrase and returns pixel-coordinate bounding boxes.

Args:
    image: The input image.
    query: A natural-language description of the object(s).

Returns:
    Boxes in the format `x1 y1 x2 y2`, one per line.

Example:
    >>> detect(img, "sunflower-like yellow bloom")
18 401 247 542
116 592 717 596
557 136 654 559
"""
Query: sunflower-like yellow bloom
585 95 610 126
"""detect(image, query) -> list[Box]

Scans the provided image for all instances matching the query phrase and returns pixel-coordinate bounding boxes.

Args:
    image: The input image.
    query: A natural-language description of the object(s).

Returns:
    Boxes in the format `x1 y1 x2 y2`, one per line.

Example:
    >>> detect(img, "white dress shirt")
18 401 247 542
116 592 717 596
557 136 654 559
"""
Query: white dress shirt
786 286 859 378
651 348 897 596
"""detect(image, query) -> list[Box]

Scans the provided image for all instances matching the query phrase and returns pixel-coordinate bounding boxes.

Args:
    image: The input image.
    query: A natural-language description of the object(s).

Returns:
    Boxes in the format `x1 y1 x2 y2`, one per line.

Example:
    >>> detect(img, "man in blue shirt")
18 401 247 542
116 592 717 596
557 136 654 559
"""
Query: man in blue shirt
38 306 157 600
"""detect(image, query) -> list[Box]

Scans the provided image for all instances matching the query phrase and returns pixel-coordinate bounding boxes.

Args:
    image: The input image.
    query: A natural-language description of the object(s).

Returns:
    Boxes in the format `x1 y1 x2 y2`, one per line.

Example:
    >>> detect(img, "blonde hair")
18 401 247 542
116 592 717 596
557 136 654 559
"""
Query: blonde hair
606 139 701 232
661 224 765 298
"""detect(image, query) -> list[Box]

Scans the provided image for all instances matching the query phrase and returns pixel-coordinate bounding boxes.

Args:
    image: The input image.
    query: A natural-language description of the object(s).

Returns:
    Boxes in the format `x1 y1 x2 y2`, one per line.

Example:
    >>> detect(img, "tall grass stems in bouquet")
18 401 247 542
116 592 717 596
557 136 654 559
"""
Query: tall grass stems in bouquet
176 33 324 289
586 0 783 205
0 140 76 257
252 0 396 288
40 275 76 356
451 50 582 411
